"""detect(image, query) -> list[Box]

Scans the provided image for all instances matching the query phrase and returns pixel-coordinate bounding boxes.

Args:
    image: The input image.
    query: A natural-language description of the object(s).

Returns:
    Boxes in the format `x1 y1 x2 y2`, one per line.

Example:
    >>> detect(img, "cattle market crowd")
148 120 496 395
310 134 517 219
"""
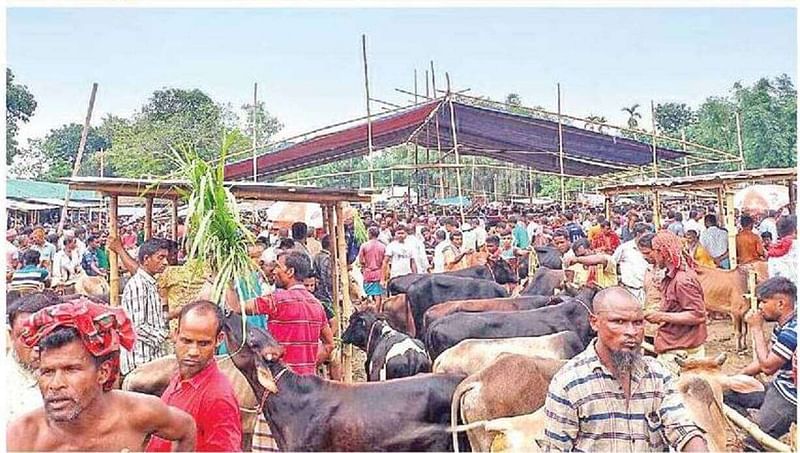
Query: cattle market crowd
5 198 798 452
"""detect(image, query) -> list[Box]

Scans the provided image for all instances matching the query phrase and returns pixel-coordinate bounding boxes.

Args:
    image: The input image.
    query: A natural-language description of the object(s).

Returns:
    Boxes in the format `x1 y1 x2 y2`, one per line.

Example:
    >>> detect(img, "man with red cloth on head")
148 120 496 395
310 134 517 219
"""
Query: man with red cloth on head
146 300 242 452
7 298 197 452
639 231 708 377
227 250 335 452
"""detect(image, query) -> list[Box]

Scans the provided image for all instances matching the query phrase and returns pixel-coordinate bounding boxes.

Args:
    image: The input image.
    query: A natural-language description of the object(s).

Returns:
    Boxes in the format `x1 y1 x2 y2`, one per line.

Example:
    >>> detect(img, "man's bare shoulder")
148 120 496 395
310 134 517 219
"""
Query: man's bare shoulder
7 408 46 451
109 390 171 428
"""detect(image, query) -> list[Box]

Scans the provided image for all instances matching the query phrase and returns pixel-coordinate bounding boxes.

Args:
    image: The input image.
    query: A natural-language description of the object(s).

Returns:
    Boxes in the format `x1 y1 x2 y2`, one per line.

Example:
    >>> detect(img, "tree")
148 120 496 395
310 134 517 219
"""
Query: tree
6 68 37 165
505 93 522 107
621 103 642 129
584 115 608 133
654 102 695 136
24 123 111 181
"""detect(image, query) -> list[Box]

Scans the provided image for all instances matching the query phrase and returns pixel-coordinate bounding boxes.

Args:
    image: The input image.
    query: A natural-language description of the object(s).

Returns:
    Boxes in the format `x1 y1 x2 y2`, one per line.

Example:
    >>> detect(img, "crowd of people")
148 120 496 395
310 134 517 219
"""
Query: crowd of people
4 198 798 451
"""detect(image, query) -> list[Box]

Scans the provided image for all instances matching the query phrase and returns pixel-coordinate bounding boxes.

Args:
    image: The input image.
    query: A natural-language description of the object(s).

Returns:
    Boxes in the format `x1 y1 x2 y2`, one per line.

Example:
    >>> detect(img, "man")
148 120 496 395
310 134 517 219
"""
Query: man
378 218 393 244
724 277 796 450
668 212 685 237
684 209 705 237
552 228 576 268
737 215 767 265
73 226 88 261
544 287 707 452
382 227 418 283
358 226 386 306
10 249 50 292
586 214 604 243
767 215 797 287
639 231 708 376
226 251 334 452
290 222 314 267
591 220 621 254
563 238 618 289
80 235 107 278
611 222 650 304
313 235 335 320
404 224 430 273
306 229 323 257
685 228 716 268
120 238 171 377
147 301 242 452
29 227 56 272
6 228 20 280
620 210 641 243
432 230 450 273
7 298 196 452
562 211 586 243
758 209 779 242
511 215 530 250
6 291 62 420
700 214 730 269
51 236 80 286
443 230 473 272
461 221 478 253
526 213 541 246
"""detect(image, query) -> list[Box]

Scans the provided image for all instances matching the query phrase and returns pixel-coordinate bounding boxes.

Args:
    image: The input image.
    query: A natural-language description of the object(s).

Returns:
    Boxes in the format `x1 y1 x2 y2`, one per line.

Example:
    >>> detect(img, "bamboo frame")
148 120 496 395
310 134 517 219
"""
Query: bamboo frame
430 61 446 200
108 195 120 306
557 83 566 209
144 197 154 240
252 82 259 182
334 202 353 382
361 35 375 194
722 404 792 452
724 188 738 267
735 110 745 171
650 100 658 178
171 199 179 241
446 74 466 224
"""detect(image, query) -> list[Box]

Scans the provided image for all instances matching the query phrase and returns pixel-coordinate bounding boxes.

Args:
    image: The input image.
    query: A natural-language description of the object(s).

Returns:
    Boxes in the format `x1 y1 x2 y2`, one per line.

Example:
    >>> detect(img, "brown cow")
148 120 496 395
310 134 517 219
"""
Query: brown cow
449 353 566 452
379 293 415 336
422 295 552 332
122 354 259 451
694 261 769 351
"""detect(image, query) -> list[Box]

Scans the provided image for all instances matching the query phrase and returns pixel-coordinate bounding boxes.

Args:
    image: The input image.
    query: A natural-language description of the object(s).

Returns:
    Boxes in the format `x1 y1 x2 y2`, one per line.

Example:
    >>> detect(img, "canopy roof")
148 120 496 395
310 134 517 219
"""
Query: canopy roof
598 168 797 195
224 98 686 181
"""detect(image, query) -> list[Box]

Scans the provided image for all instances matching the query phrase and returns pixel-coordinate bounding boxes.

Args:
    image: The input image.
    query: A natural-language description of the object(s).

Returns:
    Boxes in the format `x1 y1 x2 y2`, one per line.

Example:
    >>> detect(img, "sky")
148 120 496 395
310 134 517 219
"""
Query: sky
7 7 797 146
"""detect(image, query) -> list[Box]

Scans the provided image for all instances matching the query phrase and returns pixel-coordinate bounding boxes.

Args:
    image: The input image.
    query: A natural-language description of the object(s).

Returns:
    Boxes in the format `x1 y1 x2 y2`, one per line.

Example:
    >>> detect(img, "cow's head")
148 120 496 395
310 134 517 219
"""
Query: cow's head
675 352 727 372
676 352 765 396
221 310 285 393
342 309 381 350
487 257 518 285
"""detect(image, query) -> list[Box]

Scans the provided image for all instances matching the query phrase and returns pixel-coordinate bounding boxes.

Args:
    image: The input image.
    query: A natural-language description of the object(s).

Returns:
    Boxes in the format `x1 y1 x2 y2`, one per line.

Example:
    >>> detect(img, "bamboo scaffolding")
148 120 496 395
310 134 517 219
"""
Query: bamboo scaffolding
735 110 745 171
334 203 353 382
430 61 445 199
413 69 420 206
557 83 566 209
144 197 153 240
252 82 258 182
650 100 659 179
446 73 466 223
324 205 342 380
58 82 98 235
361 35 375 199
171 199 179 241
108 195 120 306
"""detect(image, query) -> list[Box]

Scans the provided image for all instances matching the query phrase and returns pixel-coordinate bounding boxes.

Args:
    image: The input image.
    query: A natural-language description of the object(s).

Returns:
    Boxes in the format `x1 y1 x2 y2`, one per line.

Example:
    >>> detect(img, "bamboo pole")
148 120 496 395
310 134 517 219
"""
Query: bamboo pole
108 195 120 306
724 188 738 268
171 199 179 241
431 61 445 200
252 82 258 181
556 83 566 210
722 404 792 452
425 69 431 200
413 68 421 207
361 35 375 210
144 197 154 240
334 202 353 382
681 130 690 177
735 110 745 171
58 82 98 235
650 100 659 178
324 204 342 380
446 74 466 224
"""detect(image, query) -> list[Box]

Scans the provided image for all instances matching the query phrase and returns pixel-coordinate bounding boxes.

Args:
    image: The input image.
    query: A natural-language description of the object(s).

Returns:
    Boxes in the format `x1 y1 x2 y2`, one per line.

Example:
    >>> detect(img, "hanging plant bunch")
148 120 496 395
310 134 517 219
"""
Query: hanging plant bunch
170 132 258 304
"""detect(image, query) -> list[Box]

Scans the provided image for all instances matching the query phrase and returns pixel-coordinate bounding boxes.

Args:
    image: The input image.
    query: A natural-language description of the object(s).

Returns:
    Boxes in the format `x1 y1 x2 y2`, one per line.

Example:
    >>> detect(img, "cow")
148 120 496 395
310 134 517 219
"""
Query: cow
422 295 553 332
517 246 564 280
448 353 566 452
122 354 259 451
681 261 768 351
432 331 584 375
424 286 598 360
404 275 509 339
380 293 415 336
342 309 431 381
74 274 110 297
675 353 767 452
449 409 547 453
387 261 518 296
521 267 566 296
221 310 467 451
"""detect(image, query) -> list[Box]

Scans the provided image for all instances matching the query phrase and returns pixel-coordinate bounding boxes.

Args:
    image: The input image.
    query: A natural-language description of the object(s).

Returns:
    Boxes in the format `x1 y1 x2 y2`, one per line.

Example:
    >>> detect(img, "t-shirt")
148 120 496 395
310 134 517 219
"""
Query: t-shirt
771 316 797 405
31 242 56 264
385 240 416 278
513 223 530 249
81 249 101 276
359 239 386 283
565 222 586 243
10 265 49 289
700 226 728 259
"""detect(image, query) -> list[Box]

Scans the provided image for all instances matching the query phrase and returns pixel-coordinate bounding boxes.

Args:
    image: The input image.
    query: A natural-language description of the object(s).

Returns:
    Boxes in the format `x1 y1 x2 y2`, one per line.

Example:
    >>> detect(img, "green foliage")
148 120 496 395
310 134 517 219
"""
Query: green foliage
6 68 37 165
621 103 642 129
26 123 110 182
654 102 695 136
584 115 608 132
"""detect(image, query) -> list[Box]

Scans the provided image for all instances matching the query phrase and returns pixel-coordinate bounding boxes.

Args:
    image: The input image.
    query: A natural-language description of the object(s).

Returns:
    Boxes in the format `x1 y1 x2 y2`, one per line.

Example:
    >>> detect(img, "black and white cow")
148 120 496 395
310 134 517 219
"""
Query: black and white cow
342 309 431 381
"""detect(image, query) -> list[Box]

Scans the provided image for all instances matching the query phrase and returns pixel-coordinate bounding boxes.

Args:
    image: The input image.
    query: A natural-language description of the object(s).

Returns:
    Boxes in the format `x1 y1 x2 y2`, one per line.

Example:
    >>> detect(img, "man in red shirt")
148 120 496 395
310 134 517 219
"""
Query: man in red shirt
147 300 243 452
359 226 387 309
228 250 334 451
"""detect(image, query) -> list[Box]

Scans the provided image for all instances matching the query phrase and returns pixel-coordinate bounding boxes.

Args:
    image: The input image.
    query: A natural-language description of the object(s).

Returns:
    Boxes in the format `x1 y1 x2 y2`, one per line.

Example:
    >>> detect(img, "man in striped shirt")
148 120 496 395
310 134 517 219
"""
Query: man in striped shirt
120 239 171 378
544 287 707 452
724 276 797 450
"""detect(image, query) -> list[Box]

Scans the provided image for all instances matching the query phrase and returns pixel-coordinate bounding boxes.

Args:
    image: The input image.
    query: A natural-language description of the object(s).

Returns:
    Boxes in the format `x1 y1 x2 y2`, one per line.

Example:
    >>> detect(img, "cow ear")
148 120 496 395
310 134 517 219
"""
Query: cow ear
714 353 727 367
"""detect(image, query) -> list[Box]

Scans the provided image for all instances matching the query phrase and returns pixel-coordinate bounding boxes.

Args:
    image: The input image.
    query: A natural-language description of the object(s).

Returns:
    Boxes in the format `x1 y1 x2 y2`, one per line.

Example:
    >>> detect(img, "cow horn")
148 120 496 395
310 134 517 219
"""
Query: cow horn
714 353 727 367
674 356 686 368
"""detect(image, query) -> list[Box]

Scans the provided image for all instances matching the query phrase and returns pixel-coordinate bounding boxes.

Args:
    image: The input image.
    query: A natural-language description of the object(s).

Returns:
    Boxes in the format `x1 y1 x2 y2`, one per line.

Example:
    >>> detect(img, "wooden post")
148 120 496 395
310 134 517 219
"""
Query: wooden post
446 73 466 225
171 198 179 241
144 197 154 240
58 82 98 235
334 202 353 382
650 100 658 178
716 187 725 227
604 195 612 221
325 204 342 381
413 68 421 207
108 195 120 306
361 35 375 202
735 110 745 171
681 130 690 177
252 82 259 181
556 83 566 210
431 61 445 200
652 190 662 229
724 187 738 268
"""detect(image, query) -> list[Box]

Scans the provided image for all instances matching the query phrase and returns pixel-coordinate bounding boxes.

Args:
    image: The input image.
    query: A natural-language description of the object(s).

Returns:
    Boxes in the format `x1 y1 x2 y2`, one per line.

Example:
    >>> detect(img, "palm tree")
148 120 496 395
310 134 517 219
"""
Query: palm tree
585 114 608 132
505 93 522 107
621 104 642 129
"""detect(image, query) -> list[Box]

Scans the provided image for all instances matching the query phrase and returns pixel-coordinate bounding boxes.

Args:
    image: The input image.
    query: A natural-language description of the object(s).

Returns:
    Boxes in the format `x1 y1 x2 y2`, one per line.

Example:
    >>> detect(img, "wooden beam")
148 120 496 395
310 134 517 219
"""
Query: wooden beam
335 203 353 382
724 187 738 268
144 197 154 240
108 196 120 306
171 199 179 241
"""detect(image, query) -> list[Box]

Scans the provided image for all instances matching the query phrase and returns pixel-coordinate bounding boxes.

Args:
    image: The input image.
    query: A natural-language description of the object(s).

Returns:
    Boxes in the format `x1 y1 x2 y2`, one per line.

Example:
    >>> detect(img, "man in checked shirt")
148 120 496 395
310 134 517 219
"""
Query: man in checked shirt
544 287 708 452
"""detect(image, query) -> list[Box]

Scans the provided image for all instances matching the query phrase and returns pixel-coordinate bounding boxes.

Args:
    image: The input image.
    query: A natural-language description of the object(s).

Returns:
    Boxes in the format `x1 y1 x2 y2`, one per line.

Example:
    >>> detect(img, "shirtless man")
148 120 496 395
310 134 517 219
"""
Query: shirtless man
7 298 196 452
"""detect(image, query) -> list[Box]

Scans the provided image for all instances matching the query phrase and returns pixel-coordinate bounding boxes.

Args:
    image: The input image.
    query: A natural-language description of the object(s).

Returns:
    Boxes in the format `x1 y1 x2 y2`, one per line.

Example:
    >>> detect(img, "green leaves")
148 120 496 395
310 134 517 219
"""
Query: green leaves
6 68 38 165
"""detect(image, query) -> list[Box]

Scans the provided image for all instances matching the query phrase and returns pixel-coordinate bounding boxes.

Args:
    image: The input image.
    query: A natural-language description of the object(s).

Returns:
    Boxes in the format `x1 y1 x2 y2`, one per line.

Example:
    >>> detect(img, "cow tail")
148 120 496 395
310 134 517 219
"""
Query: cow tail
450 381 479 453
